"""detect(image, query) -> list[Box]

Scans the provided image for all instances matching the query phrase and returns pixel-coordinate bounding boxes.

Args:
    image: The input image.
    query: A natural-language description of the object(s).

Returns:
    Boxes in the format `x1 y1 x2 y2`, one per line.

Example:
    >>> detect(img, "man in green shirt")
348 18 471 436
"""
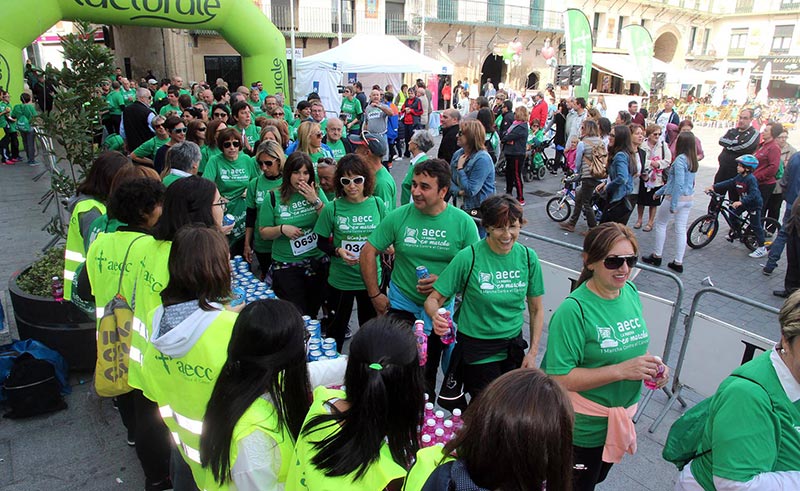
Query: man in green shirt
130 116 169 167
360 158 480 395
161 141 201 187
349 133 396 210
153 79 170 103
120 78 137 106
158 85 182 118
104 81 126 135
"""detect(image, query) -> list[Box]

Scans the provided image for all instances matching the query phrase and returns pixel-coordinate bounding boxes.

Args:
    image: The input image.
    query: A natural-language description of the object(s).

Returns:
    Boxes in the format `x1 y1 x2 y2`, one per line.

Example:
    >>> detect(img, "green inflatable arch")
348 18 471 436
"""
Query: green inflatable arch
0 0 288 100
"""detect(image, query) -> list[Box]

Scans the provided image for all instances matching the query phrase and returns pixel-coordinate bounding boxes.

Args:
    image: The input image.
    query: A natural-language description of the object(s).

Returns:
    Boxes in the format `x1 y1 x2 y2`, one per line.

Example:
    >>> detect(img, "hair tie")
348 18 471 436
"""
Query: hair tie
368 363 383 371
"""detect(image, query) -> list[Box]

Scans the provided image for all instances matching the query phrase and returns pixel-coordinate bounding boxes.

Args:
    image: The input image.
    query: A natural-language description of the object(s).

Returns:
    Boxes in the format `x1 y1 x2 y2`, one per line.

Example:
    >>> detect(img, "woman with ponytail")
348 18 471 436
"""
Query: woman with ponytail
287 317 425 491
199 299 312 490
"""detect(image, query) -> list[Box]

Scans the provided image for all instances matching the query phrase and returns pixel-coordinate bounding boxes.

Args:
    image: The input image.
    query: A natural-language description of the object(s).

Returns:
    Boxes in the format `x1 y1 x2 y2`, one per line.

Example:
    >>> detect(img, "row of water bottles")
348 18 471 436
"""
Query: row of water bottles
230 255 277 306
420 394 463 447
304 315 341 362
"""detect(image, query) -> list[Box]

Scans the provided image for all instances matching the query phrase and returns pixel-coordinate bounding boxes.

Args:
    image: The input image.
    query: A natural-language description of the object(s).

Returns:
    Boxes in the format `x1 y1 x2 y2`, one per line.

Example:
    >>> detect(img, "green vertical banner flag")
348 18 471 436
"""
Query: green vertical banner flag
621 25 654 94
563 9 593 99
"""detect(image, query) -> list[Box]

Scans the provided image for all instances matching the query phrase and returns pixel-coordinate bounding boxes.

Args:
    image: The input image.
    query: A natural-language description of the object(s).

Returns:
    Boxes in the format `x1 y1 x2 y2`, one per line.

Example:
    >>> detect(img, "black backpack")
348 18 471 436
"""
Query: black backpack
3 353 67 419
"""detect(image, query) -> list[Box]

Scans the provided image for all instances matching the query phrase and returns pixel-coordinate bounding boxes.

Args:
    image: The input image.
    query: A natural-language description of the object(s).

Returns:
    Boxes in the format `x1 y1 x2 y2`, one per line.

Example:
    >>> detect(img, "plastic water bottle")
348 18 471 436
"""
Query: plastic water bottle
451 408 463 433
644 356 666 390
437 308 456 345
434 410 445 431
420 434 432 448
414 320 428 366
423 418 436 437
424 402 434 420
51 276 64 302
443 419 454 441
434 428 446 445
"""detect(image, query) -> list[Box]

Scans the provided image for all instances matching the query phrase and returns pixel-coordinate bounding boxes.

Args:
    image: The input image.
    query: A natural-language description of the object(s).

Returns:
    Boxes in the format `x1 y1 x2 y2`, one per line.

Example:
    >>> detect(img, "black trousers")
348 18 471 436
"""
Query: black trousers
403 123 418 156
104 114 122 136
504 154 525 200
758 183 776 216
325 285 377 352
462 356 517 400
272 262 329 318
572 445 613 491
0 128 19 160
785 229 800 293
254 251 272 281
766 192 783 223
118 390 171 484
714 164 740 202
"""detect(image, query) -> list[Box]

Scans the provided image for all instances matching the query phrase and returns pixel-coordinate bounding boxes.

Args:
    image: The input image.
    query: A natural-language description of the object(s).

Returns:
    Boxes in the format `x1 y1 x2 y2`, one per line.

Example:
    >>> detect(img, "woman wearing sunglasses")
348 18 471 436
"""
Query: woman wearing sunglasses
203 127 260 254
130 116 170 167
544 222 668 491
187 119 207 154
152 116 186 175
259 152 329 317
314 154 388 351
211 103 230 124
289 121 333 163
244 141 286 281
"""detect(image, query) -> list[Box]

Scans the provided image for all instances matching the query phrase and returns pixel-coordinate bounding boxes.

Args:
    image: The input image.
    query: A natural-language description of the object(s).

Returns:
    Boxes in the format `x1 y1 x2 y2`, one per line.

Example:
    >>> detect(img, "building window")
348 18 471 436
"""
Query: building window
688 27 697 54
728 28 747 57
529 0 544 27
702 28 711 55
735 0 753 13
781 0 800 10
437 0 457 21
592 13 600 41
616 15 624 48
772 25 794 54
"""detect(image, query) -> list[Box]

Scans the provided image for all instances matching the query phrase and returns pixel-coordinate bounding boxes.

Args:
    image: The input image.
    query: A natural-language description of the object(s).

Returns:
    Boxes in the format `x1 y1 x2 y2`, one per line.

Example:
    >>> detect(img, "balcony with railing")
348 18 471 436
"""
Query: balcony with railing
422 0 562 31
268 5 416 37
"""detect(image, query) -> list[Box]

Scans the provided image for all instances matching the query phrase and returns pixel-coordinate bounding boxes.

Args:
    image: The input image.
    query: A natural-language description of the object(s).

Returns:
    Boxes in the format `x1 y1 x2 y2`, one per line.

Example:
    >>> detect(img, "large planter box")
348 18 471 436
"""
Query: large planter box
8 266 96 372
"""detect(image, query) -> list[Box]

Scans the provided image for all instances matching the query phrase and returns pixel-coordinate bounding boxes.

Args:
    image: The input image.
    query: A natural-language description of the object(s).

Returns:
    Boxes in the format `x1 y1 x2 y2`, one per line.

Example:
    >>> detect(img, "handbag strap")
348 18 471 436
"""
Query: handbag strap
116 235 146 295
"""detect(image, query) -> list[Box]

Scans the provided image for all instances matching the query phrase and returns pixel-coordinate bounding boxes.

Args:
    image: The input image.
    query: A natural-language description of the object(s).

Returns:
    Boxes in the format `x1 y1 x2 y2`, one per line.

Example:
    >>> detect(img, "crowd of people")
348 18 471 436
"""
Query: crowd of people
20 62 796 491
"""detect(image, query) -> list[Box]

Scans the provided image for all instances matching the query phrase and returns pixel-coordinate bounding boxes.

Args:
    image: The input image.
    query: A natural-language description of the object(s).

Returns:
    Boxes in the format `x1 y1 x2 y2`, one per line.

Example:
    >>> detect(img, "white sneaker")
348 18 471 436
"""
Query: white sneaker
749 246 767 258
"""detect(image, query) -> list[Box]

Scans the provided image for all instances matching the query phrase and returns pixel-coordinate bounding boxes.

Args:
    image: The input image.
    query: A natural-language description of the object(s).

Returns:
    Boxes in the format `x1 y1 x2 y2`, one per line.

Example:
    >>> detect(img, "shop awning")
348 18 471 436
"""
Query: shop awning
752 56 800 79
591 52 673 84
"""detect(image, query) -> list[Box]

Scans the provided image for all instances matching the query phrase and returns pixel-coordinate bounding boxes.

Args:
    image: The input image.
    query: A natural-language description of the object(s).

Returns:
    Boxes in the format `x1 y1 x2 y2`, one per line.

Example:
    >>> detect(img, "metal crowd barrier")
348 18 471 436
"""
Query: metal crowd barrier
648 287 780 433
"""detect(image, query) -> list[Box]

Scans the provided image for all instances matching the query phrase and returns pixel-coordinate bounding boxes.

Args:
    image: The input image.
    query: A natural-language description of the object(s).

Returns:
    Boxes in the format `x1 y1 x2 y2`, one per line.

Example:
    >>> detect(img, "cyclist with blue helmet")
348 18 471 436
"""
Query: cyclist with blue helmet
707 154 767 258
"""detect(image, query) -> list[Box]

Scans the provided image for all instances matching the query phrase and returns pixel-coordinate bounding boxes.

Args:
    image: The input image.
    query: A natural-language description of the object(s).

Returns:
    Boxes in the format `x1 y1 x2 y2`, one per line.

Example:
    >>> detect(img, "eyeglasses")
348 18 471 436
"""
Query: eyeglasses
171 127 188 134
213 112 227 118
258 158 277 167
198 127 207 132
340 175 365 186
603 255 638 270
153 124 164 129
314 132 323 137
274 112 285 116
212 199 228 212
223 140 241 149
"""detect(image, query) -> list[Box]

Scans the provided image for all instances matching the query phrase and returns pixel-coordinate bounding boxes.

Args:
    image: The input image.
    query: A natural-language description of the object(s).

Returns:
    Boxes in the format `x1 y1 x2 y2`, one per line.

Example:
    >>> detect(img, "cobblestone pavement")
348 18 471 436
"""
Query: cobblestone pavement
0 123 795 490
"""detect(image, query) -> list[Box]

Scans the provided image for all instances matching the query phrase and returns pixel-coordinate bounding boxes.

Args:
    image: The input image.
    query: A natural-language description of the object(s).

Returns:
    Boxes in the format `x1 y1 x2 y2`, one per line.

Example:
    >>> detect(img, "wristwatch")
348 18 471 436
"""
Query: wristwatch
313 198 323 209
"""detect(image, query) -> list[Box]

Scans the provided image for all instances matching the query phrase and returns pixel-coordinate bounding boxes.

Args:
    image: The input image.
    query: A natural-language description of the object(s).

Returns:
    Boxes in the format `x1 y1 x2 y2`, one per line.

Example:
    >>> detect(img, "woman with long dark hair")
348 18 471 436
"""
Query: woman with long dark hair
259 152 329 317
63 150 129 301
286 317 425 491
546 99 569 172
598 125 637 224
199 119 226 175
199 299 312 490
404 368 574 491
544 223 668 490
642 132 699 274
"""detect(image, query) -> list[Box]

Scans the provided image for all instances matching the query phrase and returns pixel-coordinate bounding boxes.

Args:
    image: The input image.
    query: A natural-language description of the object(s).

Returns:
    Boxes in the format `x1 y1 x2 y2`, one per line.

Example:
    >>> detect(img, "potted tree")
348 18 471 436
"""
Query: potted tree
8 21 114 372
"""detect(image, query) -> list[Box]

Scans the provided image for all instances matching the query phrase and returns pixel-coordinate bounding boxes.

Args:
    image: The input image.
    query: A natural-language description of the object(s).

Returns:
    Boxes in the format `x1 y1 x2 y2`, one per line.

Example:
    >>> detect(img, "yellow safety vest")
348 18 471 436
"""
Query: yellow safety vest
199 397 294 490
286 386 408 491
128 238 169 397
63 198 105 301
402 446 455 491
140 307 237 483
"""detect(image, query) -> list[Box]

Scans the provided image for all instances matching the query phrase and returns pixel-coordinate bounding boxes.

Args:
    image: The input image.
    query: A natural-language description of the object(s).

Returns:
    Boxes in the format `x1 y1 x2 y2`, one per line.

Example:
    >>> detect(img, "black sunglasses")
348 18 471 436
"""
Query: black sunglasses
258 158 277 167
340 176 365 186
603 255 638 270
171 127 188 134
213 112 227 118
198 127 207 132
223 140 241 149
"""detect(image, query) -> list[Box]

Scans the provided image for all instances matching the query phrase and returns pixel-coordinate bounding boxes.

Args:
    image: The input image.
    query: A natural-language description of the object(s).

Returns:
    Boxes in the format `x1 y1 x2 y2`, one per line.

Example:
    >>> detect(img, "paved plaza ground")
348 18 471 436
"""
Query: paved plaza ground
0 124 795 490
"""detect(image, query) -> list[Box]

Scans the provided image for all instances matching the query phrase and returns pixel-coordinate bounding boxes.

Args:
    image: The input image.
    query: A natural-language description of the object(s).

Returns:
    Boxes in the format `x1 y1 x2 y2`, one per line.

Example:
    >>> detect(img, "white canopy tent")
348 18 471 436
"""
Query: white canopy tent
294 34 454 115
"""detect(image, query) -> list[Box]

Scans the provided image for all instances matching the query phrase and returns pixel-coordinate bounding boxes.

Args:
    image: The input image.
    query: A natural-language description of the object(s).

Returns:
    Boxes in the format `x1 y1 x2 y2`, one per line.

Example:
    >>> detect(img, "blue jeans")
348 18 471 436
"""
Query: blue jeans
766 205 791 269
